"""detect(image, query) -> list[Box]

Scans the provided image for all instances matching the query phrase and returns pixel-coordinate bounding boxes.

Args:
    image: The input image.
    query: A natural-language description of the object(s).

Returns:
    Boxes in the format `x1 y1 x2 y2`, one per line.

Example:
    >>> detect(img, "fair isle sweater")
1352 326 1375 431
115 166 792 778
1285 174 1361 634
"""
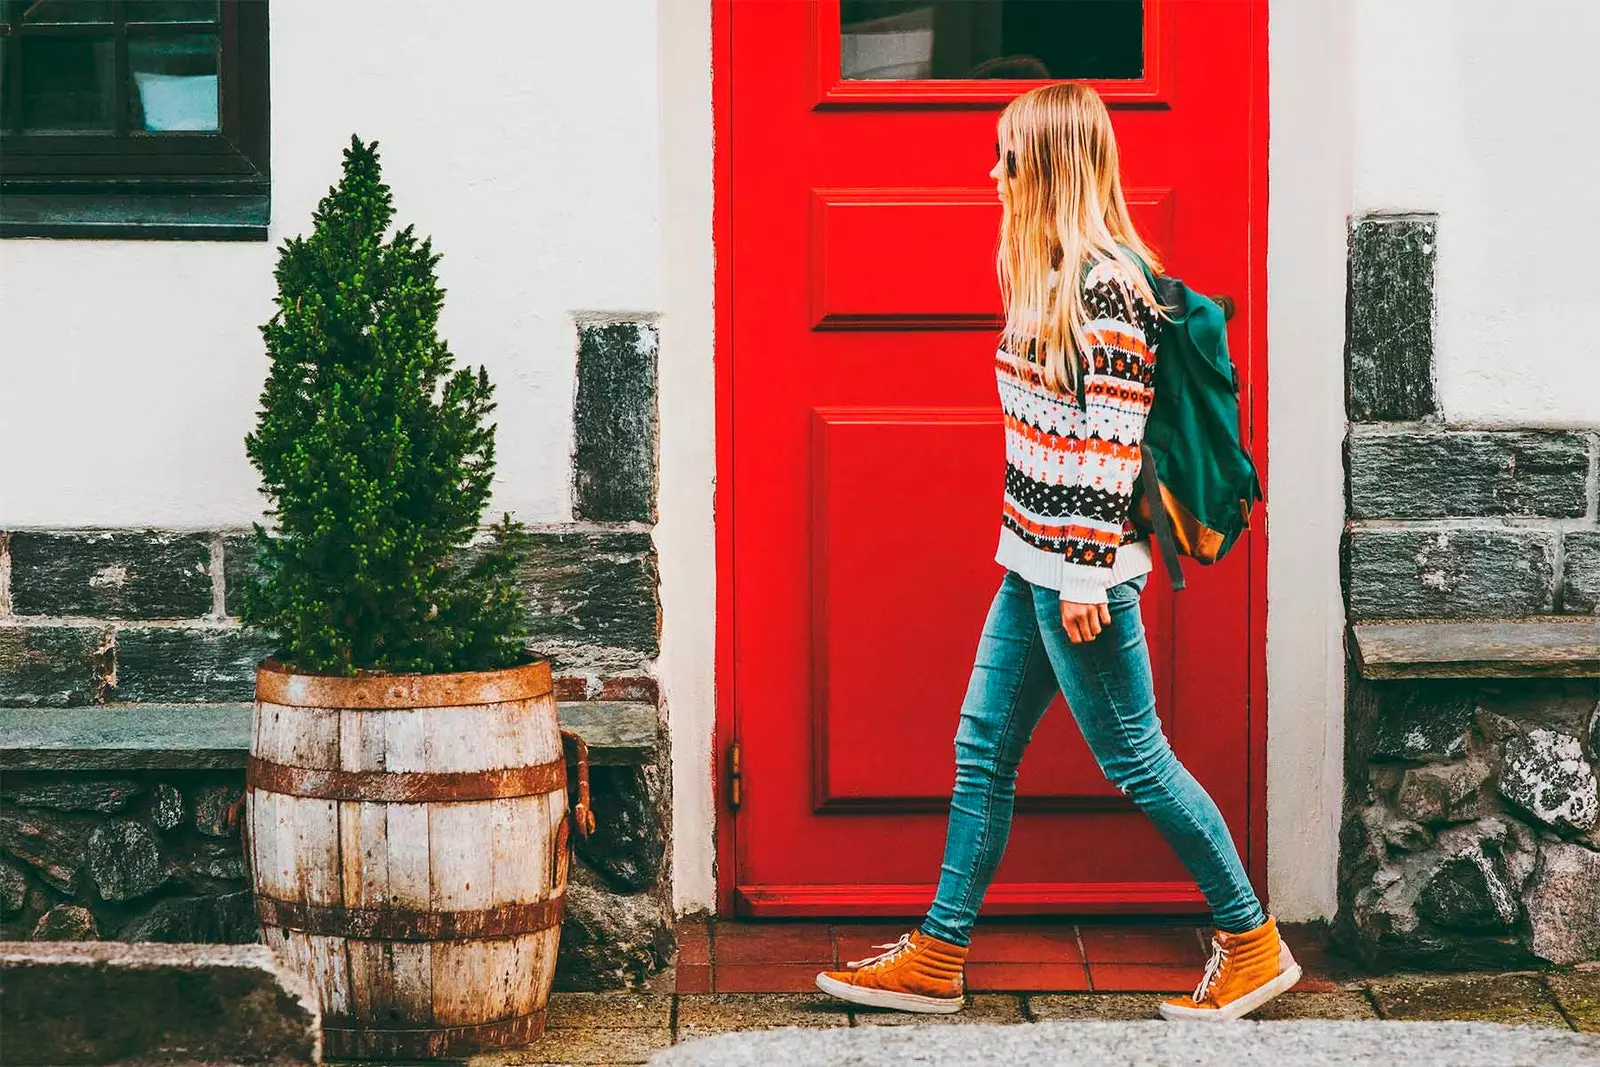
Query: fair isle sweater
995 258 1160 604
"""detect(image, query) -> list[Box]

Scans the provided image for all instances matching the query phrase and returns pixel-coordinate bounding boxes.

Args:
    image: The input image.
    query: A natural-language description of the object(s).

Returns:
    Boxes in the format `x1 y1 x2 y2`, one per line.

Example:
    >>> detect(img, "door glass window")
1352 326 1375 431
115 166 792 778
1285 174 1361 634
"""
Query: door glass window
841 0 1142 81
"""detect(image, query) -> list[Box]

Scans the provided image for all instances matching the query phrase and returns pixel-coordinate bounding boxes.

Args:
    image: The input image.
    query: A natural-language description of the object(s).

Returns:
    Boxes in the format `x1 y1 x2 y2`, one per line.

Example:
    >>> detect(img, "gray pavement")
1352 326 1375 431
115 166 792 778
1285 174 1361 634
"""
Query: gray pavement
651 1020 1600 1067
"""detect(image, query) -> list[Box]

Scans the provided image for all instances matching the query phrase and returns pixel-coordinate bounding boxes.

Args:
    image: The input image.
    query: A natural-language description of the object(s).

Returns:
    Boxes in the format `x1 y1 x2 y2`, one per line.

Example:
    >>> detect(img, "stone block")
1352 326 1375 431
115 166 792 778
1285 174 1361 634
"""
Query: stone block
1348 430 1589 519
0 860 25 916
192 783 244 837
0 625 107 707
221 531 263 617
520 531 660 667
1346 214 1437 422
1394 759 1491 825
32 903 98 940
1524 842 1600 965
0 807 89 894
118 890 257 944
553 864 674 991
1564 531 1600 615
86 819 167 902
1345 528 1556 620
573 320 659 524
7 530 213 619
0 942 319 1066
150 783 185 830
1497 728 1598 832
1 778 143 813
1414 849 1518 931
575 765 666 893
1370 682 1475 761
112 627 274 702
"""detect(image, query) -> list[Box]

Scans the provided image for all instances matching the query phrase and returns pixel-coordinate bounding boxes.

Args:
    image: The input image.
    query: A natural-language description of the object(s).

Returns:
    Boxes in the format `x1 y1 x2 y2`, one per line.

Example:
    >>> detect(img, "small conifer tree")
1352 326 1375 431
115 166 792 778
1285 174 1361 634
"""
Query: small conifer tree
241 136 531 675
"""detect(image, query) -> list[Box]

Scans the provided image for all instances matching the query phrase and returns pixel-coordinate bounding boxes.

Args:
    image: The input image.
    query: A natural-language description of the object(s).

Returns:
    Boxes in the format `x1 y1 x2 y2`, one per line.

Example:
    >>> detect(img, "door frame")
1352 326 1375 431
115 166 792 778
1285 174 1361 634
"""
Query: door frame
711 0 1271 919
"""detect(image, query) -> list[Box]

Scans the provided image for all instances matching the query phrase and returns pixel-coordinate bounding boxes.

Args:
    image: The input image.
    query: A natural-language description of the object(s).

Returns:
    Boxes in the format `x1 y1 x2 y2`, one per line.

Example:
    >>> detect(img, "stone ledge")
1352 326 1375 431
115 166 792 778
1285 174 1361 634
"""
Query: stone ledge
1352 618 1600 679
0 941 319 1066
0 701 658 771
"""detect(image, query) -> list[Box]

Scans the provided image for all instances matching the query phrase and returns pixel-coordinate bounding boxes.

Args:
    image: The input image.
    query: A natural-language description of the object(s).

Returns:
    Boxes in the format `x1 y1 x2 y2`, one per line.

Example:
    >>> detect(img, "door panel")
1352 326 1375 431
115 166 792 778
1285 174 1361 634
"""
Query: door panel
727 0 1263 917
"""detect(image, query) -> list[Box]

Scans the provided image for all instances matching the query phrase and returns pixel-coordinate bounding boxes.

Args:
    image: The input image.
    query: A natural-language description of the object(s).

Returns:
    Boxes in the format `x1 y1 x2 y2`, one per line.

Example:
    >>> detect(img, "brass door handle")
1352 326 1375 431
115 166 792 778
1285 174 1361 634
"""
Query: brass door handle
1215 294 1236 321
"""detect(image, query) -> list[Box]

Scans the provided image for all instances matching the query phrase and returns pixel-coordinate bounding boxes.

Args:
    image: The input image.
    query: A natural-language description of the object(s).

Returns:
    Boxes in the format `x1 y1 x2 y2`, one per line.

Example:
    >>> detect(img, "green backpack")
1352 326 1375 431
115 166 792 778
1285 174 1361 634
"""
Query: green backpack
1125 259 1263 591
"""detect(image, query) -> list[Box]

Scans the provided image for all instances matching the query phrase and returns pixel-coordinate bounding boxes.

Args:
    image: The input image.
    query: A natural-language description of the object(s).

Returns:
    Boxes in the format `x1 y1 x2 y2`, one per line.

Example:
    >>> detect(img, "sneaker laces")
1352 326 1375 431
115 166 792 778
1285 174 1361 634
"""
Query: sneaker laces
848 933 915 971
1193 939 1230 1002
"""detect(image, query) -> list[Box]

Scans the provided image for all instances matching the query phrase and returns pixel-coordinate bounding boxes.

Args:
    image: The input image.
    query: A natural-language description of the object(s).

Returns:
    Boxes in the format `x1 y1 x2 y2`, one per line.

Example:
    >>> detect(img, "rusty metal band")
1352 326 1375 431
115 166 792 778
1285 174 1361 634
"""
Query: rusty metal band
246 754 566 802
256 894 565 940
321 1010 546 1058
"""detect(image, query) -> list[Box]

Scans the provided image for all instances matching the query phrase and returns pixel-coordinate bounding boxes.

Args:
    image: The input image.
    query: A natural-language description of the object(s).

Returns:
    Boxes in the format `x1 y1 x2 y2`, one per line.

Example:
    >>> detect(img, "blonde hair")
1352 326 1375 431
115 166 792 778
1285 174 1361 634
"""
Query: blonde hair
996 82 1164 394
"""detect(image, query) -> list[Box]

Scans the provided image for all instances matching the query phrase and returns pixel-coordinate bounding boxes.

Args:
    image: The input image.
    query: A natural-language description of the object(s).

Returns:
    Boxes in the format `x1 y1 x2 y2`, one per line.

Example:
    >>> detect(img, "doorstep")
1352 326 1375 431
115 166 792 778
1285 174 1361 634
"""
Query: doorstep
669 918 1350 995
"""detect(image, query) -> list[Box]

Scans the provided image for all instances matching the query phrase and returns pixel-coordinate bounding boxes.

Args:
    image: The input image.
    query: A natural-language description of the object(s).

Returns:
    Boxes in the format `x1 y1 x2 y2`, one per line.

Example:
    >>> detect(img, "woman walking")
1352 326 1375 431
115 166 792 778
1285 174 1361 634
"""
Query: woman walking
814 83 1298 1022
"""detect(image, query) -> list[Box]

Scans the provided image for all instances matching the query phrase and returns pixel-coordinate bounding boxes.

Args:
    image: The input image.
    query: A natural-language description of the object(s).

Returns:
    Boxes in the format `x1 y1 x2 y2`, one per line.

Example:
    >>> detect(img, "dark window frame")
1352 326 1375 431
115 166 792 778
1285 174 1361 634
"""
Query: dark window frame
0 0 269 239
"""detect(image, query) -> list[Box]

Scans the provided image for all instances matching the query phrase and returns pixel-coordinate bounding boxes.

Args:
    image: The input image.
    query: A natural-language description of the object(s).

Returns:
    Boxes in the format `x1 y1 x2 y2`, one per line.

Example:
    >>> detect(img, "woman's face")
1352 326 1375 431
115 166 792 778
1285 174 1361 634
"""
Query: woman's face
990 150 1007 204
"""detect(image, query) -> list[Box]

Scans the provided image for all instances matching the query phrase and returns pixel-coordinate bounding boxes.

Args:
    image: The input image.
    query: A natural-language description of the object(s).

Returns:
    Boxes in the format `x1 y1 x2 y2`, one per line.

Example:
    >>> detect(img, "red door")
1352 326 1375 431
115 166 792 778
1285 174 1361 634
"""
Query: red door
720 0 1267 917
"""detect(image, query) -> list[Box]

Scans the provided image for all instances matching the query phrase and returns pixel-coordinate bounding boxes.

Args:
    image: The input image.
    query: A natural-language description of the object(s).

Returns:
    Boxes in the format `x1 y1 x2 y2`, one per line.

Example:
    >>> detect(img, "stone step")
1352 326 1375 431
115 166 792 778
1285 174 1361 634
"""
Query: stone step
1 941 320 1066
0 701 658 771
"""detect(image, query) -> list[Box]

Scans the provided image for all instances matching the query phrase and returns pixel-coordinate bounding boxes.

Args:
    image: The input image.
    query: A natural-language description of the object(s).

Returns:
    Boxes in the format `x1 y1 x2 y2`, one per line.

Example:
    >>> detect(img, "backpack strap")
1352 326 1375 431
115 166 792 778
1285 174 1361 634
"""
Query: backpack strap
1139 443 1187 593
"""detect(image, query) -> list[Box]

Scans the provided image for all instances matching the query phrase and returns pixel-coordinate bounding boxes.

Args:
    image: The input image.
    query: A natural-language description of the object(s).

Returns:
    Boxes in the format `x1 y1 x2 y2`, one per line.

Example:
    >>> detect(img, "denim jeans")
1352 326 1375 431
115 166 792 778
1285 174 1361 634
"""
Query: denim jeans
920 570 1266 945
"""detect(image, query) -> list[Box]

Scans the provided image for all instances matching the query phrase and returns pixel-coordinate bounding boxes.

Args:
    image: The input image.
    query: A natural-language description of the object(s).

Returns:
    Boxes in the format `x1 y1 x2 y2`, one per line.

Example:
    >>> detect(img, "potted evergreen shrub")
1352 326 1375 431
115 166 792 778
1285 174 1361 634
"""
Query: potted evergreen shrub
238 137 593 1060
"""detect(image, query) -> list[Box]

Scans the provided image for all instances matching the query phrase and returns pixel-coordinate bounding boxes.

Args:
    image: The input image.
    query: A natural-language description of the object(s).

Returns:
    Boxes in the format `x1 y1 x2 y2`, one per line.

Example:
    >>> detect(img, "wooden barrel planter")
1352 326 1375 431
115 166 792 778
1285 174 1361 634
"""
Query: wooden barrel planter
245 658 594 1060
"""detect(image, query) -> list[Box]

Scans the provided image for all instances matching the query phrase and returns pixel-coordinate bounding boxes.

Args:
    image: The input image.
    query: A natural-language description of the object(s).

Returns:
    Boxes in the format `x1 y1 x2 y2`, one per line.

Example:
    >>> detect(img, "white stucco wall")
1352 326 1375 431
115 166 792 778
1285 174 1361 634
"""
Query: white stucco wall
0 0 662 527
1350 0 1600 426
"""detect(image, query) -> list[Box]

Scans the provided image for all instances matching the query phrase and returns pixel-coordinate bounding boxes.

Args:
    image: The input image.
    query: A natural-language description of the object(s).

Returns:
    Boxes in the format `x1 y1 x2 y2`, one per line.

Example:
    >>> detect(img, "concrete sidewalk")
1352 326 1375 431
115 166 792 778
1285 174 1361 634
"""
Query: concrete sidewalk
455 970 1600 1066
650 1020 1600 1067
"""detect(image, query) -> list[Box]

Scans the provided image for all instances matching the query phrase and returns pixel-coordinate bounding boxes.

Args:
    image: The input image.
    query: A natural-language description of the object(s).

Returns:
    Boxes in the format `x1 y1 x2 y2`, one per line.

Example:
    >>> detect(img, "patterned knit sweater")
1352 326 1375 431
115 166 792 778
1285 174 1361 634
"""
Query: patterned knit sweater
995 258 1160 604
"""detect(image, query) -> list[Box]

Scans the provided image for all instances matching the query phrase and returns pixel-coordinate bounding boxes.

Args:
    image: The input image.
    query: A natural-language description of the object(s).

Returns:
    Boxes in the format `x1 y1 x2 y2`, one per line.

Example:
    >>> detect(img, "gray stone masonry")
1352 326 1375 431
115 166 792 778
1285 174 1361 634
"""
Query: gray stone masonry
573 320 660 524
1348 430 1590 520
1346 214 1438 422
1 941 320 1066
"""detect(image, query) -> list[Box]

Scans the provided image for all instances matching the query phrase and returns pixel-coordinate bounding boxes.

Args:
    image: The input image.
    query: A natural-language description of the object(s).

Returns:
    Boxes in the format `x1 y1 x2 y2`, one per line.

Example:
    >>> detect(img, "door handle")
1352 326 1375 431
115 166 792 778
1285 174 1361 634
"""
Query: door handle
1214 294 1236 321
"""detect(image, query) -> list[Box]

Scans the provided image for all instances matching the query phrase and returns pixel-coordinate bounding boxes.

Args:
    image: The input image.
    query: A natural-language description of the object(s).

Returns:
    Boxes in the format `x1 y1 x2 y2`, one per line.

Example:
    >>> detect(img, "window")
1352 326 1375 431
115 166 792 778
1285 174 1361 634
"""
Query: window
0 0 269 239
841 0 1143 81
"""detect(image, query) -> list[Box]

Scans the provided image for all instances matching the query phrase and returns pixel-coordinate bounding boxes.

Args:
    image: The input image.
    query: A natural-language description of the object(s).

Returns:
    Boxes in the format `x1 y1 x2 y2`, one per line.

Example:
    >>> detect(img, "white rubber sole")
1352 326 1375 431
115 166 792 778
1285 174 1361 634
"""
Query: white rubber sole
1157 949 1302 1022
814 972 966 1015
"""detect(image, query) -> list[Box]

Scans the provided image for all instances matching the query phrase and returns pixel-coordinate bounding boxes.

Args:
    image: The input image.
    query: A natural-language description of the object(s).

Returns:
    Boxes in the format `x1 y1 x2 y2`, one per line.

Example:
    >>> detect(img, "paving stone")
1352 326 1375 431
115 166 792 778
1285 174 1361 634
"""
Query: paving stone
573 320 659 524
852 994 1025 1026
7 530 213 619
468 1024 671 1065
1349 430 1590 519
1250 991 1378 1021
1368 973 1567 1027
1346 214 1437 422
652 1020 1600 1066
1547 972 1600 1032
1025 993 1159 1021
675 993 850 1039
520 532 660 668
1346 528 1557 620
111 627 274 702
546 992 673 1030
1564 531 1600 614
0 625 107 707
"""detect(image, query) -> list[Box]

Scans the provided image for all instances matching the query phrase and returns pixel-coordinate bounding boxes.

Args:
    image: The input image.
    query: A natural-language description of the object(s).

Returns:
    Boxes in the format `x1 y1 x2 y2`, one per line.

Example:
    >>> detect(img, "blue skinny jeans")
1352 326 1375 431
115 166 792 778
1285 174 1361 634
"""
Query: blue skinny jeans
921 570 1265 945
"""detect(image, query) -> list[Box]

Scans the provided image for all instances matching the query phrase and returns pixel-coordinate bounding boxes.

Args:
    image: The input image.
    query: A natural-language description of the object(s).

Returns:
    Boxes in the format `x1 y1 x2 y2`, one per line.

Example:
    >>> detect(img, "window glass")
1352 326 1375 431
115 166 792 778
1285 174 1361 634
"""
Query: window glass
841 0 1143 81
129 34 219 131
21 1 113 25
20 36 115 130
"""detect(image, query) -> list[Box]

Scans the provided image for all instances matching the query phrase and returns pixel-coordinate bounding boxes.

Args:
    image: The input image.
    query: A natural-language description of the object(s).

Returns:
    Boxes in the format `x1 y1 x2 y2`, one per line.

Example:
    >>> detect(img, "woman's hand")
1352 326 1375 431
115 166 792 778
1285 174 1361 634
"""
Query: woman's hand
1060 600 1112 644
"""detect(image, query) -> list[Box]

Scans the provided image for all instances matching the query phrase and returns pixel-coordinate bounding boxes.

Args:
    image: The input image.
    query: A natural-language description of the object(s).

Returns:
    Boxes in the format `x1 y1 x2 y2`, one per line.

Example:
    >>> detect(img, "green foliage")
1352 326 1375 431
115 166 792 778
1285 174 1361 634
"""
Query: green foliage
240 136 531 675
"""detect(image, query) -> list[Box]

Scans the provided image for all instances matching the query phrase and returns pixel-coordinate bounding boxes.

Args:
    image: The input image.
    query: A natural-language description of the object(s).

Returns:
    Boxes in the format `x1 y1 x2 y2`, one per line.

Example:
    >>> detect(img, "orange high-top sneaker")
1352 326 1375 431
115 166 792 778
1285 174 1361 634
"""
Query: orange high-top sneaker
815 930 967 1014
1159 916 1301 1021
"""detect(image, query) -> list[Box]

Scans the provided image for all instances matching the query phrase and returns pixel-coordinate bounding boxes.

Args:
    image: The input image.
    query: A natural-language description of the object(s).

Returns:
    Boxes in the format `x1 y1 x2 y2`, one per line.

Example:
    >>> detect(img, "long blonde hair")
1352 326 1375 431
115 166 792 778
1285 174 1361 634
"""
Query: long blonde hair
996 83 1163 394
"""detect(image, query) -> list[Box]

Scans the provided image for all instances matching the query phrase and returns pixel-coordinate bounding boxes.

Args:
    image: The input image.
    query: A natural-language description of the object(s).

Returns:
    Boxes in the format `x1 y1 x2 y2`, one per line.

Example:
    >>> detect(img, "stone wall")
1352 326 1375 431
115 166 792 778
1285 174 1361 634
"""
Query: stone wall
0 320 673 989
1337 214 1600 969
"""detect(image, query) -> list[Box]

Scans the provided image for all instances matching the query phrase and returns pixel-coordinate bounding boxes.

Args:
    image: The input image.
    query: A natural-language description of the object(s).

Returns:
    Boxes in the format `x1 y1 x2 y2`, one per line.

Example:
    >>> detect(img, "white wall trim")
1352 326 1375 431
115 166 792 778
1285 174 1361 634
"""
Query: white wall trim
656 0 718 915
1264 0 1354 922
